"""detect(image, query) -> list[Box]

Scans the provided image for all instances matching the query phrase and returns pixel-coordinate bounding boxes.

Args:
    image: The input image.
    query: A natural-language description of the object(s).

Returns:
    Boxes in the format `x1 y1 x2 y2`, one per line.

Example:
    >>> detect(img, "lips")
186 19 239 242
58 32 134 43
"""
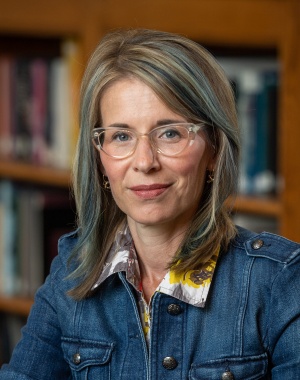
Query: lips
130 183 171 199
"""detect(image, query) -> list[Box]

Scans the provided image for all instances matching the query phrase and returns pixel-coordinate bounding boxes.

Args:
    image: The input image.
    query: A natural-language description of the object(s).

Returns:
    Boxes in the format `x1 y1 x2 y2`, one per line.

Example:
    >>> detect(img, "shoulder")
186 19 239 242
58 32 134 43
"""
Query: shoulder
46 229 80 287
230 225 300 264
217 226 300 310
57 229 80 259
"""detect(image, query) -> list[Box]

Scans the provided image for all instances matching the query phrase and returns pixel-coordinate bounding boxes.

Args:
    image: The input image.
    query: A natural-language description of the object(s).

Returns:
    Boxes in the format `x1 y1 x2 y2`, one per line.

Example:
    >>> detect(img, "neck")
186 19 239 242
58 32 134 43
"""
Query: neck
127 217 189 299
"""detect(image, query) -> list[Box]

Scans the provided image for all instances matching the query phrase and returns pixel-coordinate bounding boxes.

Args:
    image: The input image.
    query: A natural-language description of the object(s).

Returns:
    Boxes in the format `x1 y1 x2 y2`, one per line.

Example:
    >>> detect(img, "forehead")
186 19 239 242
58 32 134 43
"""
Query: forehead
100 77 185 128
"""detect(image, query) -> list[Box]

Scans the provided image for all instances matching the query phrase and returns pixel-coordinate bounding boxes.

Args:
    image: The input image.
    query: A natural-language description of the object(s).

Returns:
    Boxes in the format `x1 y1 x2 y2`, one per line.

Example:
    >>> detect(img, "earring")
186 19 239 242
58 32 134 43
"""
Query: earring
207 170 215 184
103 175 111 190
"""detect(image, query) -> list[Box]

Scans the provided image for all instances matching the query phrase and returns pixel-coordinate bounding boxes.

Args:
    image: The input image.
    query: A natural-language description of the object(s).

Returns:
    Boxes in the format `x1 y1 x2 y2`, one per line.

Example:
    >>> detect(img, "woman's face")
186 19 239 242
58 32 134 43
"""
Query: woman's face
99 77 213 229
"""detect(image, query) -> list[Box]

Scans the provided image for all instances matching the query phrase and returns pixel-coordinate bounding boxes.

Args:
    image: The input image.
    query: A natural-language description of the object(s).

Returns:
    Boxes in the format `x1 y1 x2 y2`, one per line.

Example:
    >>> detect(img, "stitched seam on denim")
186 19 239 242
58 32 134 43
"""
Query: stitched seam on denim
233 256 254 356
264 262 288 354
116 278 131 379
49 254 66 311
285 248 300 264
148 292 160 380
230 239 247 249
182 302 187 379
74 297 83 339
118 272 150 380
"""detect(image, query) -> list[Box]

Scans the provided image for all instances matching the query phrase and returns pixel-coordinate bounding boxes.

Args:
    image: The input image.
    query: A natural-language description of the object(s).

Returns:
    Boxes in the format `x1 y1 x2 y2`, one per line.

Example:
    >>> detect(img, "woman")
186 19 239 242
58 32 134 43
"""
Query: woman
1 29 300 379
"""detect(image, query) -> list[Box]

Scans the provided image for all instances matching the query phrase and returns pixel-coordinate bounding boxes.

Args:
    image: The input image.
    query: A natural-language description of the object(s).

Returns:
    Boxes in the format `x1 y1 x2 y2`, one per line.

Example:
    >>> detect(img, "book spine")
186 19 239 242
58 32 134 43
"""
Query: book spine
0 181 17 295
30 58 48 165
0 56 14 159
12 58 33 161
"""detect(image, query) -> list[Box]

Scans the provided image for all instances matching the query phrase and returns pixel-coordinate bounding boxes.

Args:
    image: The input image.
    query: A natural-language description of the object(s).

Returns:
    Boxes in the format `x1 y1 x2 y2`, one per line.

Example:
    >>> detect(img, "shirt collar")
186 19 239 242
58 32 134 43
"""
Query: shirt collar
92 225 219 308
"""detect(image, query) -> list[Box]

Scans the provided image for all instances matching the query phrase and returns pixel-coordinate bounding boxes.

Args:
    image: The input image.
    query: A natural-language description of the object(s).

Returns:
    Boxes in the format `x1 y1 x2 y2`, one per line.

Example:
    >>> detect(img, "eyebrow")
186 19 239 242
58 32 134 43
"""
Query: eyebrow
105 119 186 129
105 123 130 129
156 119 186 126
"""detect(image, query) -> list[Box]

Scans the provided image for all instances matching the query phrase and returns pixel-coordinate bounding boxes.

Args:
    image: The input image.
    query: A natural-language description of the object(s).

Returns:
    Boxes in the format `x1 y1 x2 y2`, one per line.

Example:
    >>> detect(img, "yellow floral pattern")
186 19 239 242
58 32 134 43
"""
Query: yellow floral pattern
169 258 218 288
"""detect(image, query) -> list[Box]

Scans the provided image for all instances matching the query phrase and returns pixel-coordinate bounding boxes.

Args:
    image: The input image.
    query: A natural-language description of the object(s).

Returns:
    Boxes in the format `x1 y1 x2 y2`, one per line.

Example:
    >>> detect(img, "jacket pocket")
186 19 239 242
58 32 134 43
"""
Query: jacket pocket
189 352 268 380
61 337 114 379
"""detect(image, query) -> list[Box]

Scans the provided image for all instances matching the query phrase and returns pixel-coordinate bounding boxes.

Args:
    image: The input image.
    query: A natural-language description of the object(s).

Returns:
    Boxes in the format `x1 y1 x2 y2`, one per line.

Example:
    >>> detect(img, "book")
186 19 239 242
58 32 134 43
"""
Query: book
0 181 75 297
0 181 18 296
0 199 4 294
0 38 80 169
30 58 49 165
0 56 13 158
62 39 81 167
17 189 44 297
219 58 279 195
12 58 33 161
48 56 71 169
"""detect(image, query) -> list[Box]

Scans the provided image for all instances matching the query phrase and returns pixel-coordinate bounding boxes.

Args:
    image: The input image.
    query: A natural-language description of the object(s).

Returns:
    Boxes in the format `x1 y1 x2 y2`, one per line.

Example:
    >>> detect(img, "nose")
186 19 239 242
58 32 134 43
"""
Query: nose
131 136 160 173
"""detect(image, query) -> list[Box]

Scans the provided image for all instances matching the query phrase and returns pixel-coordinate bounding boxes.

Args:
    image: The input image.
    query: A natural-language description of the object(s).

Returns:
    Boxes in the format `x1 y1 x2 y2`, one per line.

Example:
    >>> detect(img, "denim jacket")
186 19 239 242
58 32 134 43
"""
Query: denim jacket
1 226 300 379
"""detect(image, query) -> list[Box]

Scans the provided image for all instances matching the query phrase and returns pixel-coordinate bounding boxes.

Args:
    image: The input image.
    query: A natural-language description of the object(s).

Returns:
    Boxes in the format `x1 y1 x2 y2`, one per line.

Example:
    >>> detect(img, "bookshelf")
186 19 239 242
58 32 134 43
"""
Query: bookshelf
0 160 70 188
0 296 33 318
0 0 299 348
0 3 81 361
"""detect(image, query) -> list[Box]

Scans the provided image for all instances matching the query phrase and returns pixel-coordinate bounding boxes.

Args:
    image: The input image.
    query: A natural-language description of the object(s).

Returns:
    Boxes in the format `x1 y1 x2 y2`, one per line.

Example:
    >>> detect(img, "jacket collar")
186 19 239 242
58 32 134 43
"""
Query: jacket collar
92 225 219 308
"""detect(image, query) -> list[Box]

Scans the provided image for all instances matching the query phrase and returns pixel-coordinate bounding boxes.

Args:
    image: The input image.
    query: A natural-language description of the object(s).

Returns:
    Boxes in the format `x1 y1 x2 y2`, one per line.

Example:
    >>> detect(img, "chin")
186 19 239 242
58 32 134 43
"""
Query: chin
130 216 167 226
127 212 179 227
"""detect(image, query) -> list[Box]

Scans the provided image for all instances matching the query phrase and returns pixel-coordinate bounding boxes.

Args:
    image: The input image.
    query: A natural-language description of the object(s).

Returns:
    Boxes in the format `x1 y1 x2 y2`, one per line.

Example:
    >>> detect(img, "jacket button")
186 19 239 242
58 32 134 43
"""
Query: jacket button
251 239 264 250
167 303 182 315
73 353 81 364
222 370 234 380
162 356 178 370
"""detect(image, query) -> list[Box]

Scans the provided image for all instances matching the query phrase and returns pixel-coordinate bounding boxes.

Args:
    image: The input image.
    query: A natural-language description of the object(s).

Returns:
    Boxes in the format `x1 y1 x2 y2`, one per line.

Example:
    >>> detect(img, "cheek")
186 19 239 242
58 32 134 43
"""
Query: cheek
102 166 122 186
175 152 209 200
100 154 127 190
100 153 119 178
179 149 209 181
182 164 206 193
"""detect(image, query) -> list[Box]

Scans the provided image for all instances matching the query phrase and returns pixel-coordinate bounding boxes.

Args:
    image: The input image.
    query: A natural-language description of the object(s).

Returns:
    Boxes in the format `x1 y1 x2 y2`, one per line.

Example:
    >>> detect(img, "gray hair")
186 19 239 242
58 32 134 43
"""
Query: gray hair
70 29 240 299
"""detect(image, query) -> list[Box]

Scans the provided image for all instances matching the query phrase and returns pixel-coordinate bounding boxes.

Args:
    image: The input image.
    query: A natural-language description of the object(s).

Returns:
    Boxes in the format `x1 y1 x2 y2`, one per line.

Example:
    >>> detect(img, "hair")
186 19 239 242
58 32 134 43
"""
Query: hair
69 28 240 299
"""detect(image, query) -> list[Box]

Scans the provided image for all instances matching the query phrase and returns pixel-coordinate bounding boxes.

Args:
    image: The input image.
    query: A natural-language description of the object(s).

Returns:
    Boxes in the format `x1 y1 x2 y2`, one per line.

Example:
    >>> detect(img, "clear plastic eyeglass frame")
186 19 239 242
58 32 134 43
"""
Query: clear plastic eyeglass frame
91 122 205 159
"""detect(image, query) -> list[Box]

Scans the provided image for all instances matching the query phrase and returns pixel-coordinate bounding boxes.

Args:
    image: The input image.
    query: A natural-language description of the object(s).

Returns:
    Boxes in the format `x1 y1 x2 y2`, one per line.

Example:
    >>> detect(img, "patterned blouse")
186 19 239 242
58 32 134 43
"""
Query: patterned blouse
92 225 219 345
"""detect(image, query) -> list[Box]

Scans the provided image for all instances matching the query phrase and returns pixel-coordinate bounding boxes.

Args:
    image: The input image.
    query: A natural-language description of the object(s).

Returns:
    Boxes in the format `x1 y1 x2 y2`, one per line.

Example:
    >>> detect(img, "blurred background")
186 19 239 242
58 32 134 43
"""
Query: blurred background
0 0 300 364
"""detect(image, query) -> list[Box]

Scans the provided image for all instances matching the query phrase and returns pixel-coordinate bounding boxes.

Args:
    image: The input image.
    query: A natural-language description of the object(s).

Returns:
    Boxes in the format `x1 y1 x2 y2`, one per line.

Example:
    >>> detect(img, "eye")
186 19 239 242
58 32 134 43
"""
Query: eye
165 129 179 138
158 127 182 140
111 130 133 142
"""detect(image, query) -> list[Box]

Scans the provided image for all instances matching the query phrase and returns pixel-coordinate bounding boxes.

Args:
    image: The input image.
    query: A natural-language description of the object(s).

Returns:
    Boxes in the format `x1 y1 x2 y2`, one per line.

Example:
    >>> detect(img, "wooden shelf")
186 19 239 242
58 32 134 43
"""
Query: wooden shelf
231 195 282 217
0 160 71 188
0 0 299 317
0 295 33 317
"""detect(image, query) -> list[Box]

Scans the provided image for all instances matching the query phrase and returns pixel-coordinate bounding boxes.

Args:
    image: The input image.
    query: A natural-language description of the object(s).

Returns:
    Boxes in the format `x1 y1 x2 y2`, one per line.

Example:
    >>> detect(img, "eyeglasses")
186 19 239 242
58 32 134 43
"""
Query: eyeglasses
92 123 205 159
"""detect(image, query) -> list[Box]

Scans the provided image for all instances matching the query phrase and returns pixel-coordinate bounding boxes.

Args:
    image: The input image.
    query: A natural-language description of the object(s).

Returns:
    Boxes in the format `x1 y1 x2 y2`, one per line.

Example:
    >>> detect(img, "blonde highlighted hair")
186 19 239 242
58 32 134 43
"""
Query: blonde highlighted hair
70 29 240 299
